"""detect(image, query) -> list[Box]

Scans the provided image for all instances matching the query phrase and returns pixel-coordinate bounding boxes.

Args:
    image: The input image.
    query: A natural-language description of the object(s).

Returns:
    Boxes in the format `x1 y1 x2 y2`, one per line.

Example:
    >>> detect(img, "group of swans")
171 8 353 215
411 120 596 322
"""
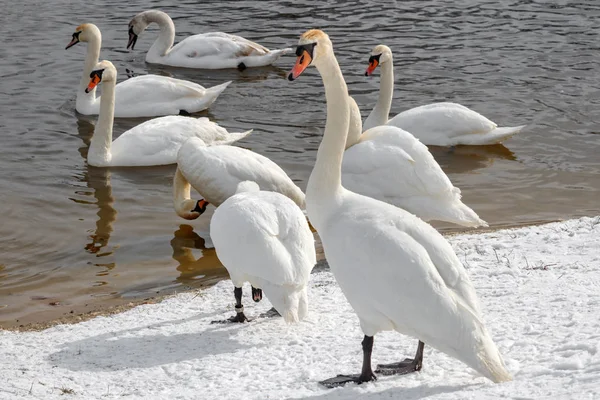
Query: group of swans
64 11 520 387
288 29 512 387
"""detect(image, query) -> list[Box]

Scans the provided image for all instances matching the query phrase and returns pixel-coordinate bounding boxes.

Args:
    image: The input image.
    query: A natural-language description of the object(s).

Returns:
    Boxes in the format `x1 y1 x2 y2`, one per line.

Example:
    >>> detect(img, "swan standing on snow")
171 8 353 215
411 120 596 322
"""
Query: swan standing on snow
173 137 305 219
66 23 230 117
83 61 251 167
288 29 511 387
127 10 292 70
210 181 316 323
363 44 525 146
342 95 487 227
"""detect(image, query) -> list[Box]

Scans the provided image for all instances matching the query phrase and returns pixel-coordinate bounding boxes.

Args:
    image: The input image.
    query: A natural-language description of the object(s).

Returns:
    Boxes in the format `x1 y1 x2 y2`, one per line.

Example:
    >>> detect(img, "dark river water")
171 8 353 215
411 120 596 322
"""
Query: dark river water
1 0 600 327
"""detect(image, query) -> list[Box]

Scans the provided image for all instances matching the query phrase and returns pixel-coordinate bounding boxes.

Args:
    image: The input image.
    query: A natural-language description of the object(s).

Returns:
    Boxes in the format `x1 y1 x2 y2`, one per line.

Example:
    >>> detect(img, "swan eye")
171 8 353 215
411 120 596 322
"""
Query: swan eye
368 54 382 64
294 42 317 58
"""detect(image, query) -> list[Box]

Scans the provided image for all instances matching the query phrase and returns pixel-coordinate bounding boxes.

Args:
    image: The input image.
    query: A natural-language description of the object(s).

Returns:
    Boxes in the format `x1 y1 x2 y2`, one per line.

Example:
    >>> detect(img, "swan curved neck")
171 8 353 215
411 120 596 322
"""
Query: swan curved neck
306 51 350 222
145 11 175 58
173 168 198 218
346 96 363 148
77 31 101 110
364 59 394 130
89 78 115 166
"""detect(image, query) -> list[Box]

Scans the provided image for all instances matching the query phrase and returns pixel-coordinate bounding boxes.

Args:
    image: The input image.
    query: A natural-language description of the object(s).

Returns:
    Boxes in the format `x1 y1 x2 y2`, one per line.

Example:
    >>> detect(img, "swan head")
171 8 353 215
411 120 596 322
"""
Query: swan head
365 44 393 76
288 29 333 81
127 12 152 50
66 23 100 50
85 60 116 93
189 199 209 219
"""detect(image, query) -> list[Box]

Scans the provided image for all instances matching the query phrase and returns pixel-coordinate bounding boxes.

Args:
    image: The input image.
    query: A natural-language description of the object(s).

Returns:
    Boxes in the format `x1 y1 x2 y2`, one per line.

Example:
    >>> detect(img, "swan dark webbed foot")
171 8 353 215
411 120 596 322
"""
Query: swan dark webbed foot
178 109 192 116
227 309 249 323
320 335 376 388
237 62 247 71
210 286 250 323
319 372 377 388
376 340 424 375
252 286 263 302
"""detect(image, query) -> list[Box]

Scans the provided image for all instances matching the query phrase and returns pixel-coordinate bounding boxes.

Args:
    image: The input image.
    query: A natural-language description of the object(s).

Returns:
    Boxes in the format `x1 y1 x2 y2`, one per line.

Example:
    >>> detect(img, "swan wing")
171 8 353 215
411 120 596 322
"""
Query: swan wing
342 126 457 201
170 32 269 60
388 102 498 145
110 116 225 166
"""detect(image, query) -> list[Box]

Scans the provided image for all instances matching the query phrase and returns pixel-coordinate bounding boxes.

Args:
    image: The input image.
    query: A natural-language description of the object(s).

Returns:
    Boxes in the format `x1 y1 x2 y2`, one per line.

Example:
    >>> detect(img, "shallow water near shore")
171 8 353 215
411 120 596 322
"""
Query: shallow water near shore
1 0 600 328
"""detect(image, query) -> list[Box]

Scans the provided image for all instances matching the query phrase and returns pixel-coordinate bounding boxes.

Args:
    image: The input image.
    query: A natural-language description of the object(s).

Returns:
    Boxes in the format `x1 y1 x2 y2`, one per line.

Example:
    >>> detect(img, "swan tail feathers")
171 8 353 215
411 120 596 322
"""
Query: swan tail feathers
214 129 253 146
268 47 294 60
235 181 260 194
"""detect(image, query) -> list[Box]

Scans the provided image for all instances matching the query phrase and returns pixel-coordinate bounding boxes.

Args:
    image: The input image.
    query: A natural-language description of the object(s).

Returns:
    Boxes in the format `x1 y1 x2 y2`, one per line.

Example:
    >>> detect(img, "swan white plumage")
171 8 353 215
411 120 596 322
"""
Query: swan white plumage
210 181 316 323
84 60 252 167
288 29 511 386
127 10 292 69
173 137 305 219
66 23 231 117
342 96 487 227
363 44 525 146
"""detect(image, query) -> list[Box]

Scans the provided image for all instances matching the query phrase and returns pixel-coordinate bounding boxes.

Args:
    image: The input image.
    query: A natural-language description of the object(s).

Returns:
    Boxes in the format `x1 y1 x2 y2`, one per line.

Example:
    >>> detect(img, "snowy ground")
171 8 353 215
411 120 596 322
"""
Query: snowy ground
2 216 600 400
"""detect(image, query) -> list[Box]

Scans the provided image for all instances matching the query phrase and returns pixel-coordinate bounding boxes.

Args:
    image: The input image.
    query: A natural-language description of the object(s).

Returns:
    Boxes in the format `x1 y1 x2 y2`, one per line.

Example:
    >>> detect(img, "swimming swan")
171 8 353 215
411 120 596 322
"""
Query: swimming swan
363 44 525 146
127 10 291 70
66 23 230 117
84 60 251 167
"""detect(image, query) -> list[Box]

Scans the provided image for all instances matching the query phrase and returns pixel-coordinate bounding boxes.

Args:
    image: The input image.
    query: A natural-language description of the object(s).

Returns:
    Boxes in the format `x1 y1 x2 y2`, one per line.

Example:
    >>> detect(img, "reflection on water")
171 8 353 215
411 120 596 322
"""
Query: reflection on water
1 0 600 326
170 225 229 287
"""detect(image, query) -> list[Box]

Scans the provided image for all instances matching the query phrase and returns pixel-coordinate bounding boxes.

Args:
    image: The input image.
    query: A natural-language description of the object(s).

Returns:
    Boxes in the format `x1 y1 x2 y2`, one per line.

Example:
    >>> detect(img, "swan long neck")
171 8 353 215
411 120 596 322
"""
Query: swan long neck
173 168 199 219
306 50 350 219
346 96 363 148
364 58 394 130
145 10 175 57
77 30 101 109
89 77 115 166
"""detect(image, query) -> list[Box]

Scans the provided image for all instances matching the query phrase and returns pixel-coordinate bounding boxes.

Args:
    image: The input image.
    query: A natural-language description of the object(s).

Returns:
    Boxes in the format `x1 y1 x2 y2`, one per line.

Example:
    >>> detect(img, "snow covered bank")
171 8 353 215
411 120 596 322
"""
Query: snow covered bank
1 217 600 399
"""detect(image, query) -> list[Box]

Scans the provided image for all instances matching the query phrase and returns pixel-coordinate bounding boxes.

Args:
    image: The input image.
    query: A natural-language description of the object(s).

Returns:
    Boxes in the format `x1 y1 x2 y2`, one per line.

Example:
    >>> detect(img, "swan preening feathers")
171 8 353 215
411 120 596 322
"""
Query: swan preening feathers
289 29 511 386
173 137 305 219
84 60 251 167
67 23 230 117
364 44 526 146
127 10 292 70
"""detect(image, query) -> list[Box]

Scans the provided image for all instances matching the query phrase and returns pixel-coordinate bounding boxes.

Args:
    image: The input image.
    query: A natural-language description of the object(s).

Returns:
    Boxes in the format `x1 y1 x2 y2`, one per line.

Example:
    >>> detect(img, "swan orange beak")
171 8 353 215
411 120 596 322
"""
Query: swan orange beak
86 74 101 93
288 50 312 81
365 59 379 76
192 199 209 216
66 32 81 50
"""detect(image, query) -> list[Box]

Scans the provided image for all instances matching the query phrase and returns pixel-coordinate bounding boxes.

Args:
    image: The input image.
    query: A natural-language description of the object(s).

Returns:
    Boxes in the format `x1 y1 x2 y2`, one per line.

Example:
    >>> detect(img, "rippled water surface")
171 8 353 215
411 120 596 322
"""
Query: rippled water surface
1 0 600 327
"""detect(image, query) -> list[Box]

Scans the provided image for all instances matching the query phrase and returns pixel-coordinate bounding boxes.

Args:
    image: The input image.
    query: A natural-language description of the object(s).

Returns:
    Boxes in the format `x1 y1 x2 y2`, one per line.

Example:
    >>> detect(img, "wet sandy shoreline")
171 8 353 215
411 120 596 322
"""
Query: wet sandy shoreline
1 218 561 332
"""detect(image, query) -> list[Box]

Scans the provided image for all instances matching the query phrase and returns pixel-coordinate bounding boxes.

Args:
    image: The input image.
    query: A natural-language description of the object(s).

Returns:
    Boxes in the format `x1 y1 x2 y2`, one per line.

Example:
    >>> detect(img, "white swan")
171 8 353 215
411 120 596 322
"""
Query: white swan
127 10 292 70
210 181 316 323
342 96 487 227
288 29 511 387
66 23 231 117
84 60 251 167
173 137 305 219
363 44 525 146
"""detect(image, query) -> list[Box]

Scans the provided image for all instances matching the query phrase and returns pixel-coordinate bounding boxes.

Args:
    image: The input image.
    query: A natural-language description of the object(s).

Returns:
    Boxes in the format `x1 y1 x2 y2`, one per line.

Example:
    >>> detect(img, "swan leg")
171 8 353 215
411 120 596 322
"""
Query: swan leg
320 335 377 388
251 286 263 302
211 286 249 323
375 340 424 375
178 109 192 116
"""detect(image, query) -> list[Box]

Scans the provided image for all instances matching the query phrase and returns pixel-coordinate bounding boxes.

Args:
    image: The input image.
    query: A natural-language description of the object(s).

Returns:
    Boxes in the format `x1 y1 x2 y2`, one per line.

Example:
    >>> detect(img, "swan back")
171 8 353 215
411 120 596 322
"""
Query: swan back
177 137 305 208
210 189 316 322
